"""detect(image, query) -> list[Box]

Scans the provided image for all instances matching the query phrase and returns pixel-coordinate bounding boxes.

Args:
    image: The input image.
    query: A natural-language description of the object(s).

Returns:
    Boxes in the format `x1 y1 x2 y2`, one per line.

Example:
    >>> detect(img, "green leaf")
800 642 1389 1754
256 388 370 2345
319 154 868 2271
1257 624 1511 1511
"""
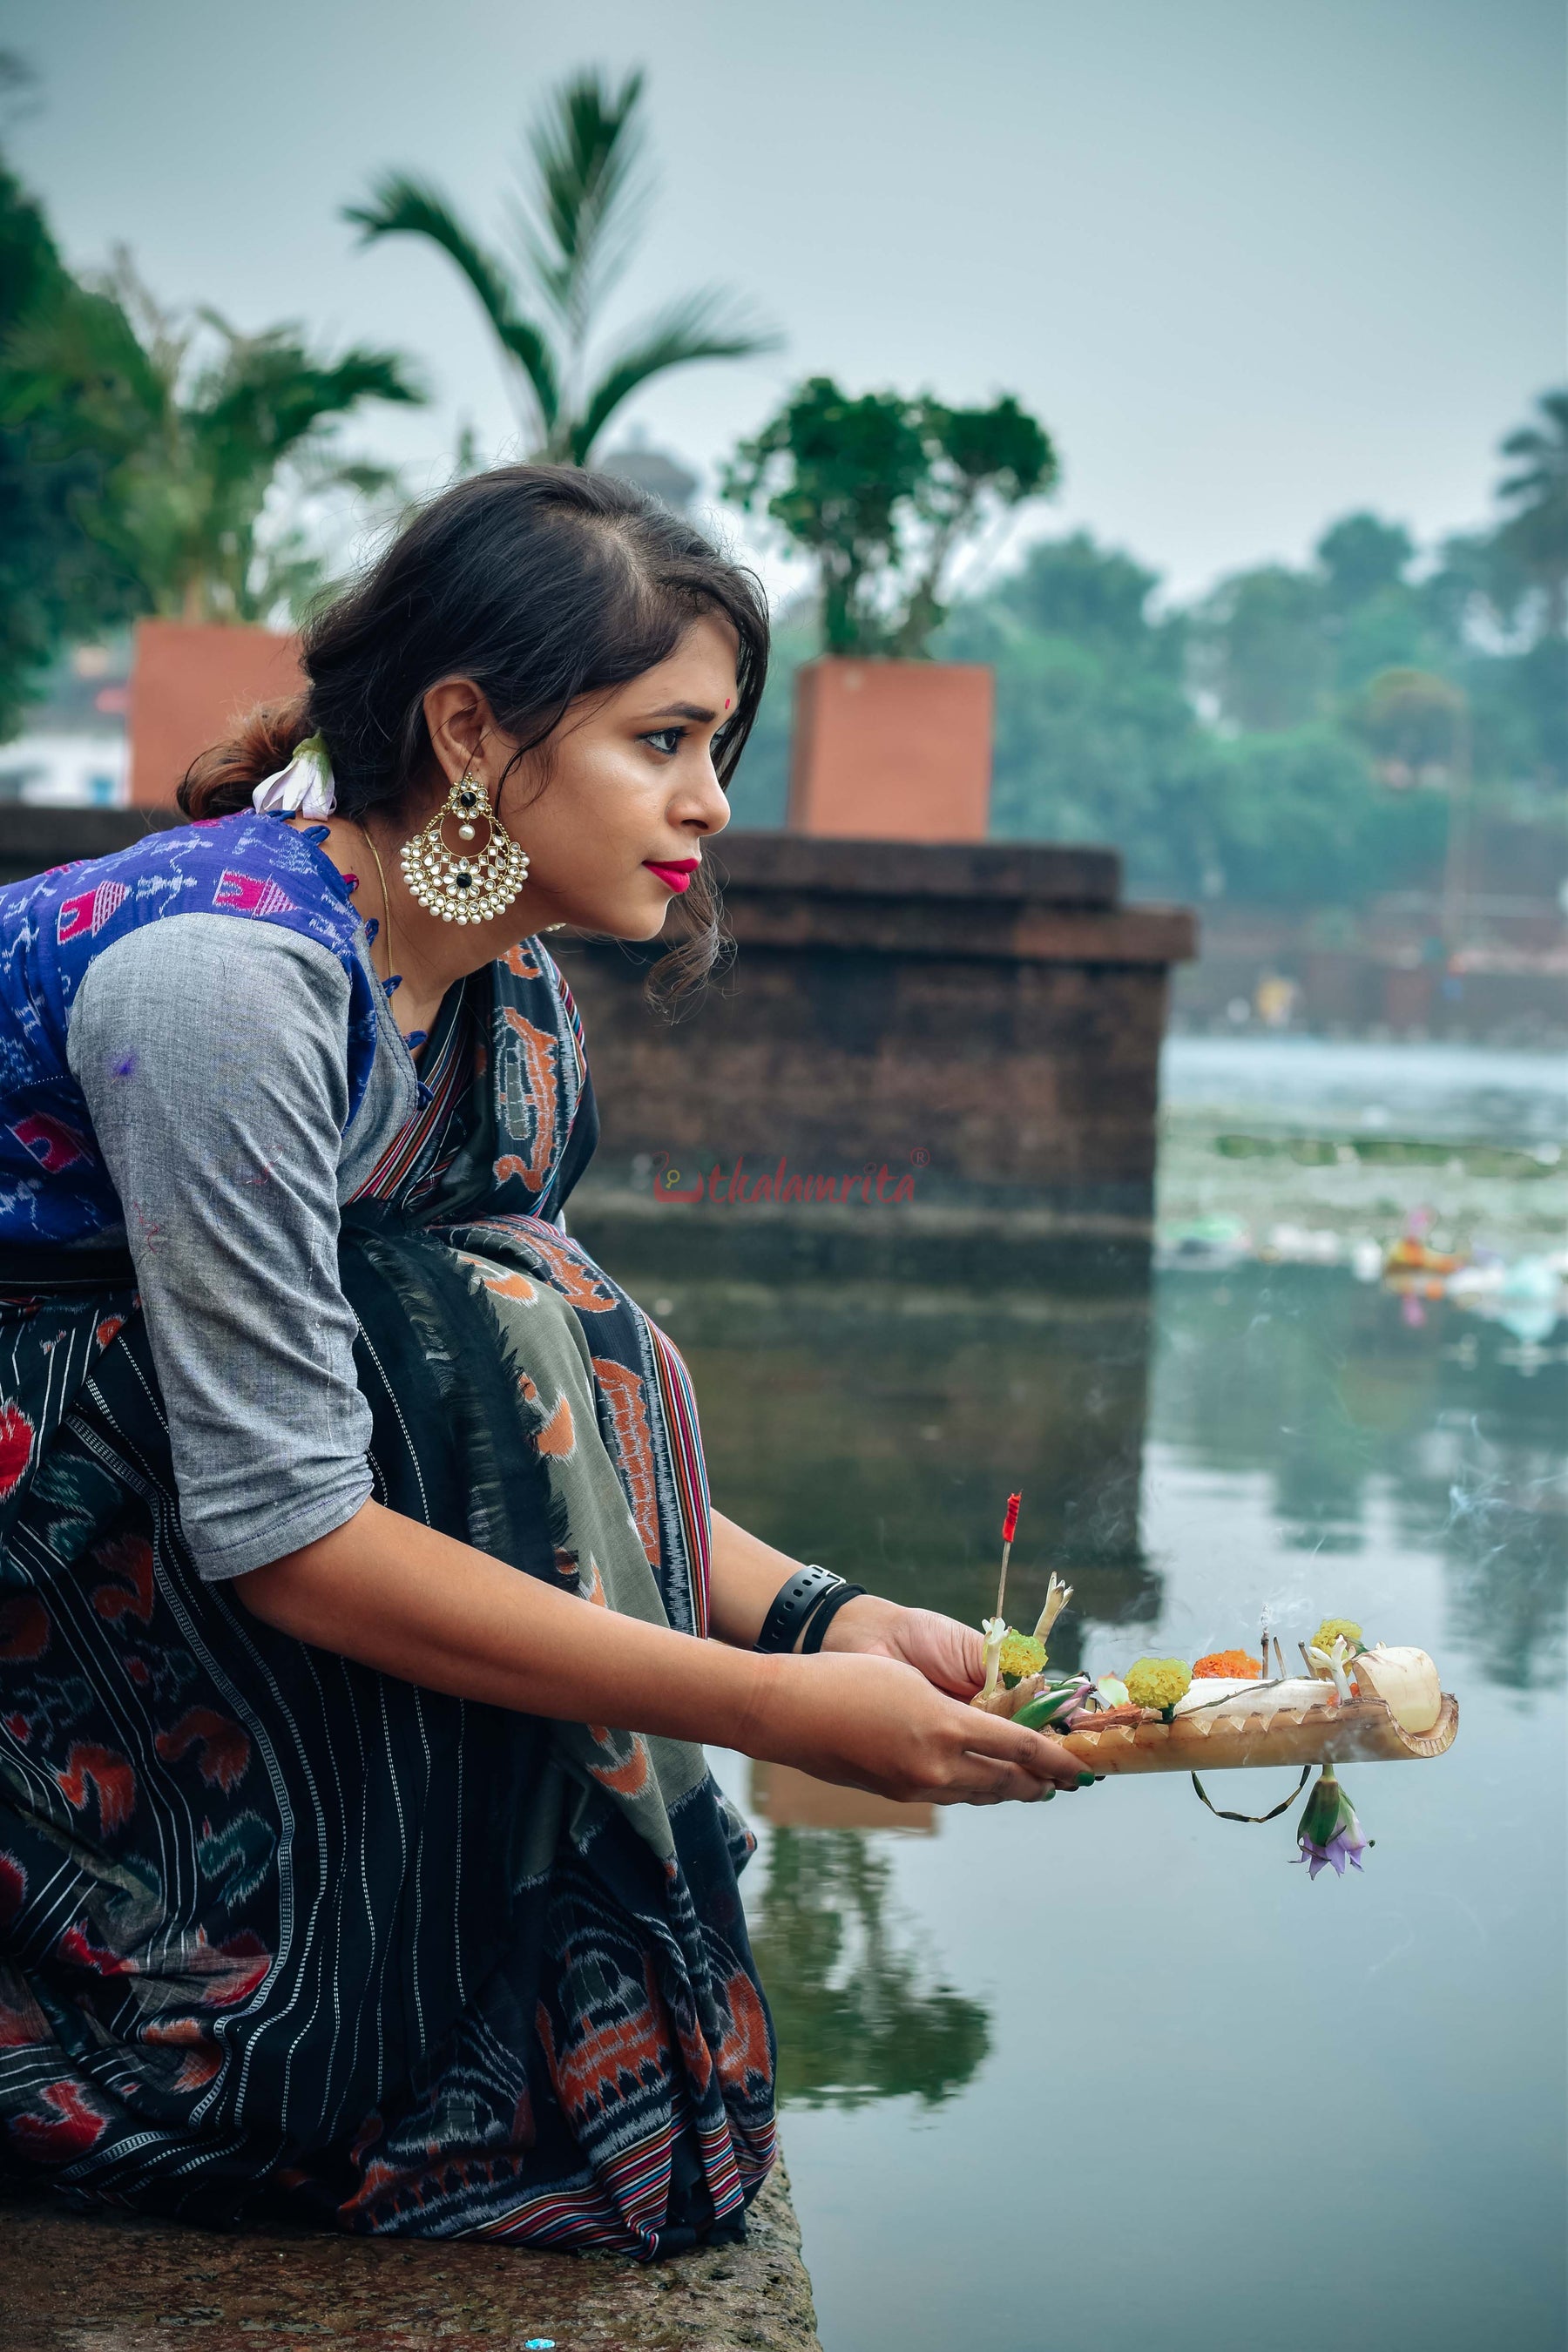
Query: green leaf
510 66 650 335
572 287 780 463
343 170 559 433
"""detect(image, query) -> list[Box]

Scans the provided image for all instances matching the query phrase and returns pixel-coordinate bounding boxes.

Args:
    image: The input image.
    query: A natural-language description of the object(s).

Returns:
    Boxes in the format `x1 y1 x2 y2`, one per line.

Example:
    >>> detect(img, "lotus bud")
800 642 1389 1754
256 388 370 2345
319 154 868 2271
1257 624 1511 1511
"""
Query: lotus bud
1293 1765 1369 1882
1013 1674 1092 1732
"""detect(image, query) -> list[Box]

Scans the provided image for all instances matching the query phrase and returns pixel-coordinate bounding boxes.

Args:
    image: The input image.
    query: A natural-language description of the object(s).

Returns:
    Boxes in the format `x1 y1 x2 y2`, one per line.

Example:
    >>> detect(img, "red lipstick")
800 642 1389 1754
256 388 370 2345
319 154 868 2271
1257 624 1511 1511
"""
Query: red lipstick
643 858 700 895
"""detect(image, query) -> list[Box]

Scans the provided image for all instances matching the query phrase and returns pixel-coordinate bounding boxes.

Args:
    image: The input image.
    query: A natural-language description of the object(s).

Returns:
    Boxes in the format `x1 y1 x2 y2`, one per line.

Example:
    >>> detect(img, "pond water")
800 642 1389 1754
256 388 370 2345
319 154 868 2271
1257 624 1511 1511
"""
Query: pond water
656 1041 1566 2352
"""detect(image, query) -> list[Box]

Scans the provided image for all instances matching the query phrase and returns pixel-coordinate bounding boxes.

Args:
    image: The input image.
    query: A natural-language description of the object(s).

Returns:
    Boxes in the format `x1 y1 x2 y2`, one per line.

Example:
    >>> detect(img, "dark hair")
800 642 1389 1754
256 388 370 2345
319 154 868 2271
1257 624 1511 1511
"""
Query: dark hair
180 464 769 1007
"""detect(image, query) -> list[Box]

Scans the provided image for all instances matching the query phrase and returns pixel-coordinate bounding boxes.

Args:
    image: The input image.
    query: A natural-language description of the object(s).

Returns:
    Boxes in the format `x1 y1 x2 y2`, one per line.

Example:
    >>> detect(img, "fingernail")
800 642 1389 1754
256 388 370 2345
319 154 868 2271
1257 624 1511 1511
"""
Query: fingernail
1040 1788 1056 1801
1076 1772 1095 1788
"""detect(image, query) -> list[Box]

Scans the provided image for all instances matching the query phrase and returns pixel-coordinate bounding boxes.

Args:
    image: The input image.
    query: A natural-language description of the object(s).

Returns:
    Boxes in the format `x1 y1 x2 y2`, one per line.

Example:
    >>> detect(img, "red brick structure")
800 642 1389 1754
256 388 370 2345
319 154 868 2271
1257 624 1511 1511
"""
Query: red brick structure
0 817 1195 1284
128 620 302 806
787 659 994 840
558 834 1196 1285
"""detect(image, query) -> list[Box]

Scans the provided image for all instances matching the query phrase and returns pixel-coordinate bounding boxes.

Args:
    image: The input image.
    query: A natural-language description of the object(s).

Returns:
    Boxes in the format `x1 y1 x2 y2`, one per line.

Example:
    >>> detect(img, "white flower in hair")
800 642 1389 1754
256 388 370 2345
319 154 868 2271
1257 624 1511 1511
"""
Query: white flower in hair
252 732 336 816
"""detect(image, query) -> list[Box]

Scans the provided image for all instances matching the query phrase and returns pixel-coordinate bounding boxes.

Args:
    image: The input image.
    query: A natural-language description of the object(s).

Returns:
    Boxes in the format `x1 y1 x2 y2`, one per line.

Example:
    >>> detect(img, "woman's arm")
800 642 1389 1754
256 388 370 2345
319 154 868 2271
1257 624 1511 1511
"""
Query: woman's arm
239 1499 1086 1805
706 1506 987 1699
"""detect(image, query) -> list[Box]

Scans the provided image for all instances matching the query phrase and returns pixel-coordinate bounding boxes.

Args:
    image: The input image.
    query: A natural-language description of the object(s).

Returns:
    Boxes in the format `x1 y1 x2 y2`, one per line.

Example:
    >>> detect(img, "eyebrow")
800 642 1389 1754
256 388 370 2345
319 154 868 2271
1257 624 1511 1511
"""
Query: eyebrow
641 700 719 724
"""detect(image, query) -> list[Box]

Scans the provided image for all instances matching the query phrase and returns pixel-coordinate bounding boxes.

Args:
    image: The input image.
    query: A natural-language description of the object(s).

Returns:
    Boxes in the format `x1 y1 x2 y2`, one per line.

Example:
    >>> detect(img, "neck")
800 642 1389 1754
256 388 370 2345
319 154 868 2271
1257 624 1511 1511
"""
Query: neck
289 808 542 1043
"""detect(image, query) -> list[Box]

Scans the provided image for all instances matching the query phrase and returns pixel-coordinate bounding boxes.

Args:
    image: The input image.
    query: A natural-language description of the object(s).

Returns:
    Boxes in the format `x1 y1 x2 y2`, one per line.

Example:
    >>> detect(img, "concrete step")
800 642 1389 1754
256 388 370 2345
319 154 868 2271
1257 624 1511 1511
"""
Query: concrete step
0 2158 820 2352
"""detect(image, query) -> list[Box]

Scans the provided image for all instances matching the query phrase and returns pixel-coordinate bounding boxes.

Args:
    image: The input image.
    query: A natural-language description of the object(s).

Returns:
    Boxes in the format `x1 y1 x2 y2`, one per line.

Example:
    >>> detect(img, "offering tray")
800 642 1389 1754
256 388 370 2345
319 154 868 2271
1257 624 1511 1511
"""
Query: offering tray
972 1498 1456 1875
1054 1687 1459 1777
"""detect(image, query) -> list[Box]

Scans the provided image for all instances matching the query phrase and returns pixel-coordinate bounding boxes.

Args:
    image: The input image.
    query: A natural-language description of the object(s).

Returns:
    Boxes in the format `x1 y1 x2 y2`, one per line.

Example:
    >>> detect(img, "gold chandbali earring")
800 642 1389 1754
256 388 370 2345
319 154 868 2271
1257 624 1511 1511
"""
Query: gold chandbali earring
400 763 529 925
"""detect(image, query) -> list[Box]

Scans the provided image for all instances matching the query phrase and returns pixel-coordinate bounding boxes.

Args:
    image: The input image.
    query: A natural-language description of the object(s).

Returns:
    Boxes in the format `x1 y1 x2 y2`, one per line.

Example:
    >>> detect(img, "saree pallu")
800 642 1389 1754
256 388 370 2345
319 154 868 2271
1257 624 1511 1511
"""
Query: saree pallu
0 947 777 2252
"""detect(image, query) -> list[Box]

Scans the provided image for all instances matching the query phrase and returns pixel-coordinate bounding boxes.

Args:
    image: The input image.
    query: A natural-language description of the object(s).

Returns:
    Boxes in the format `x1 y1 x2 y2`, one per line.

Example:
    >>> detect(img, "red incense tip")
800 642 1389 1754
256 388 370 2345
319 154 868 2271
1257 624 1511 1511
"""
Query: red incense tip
1002 1493 1021 1543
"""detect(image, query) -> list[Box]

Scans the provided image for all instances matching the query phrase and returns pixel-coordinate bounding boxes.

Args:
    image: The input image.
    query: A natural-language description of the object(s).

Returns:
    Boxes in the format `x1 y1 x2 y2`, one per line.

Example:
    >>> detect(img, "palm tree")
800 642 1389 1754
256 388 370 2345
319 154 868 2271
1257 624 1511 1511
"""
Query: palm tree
1496 389 1568 636
5 254 422 623
344 67 778 468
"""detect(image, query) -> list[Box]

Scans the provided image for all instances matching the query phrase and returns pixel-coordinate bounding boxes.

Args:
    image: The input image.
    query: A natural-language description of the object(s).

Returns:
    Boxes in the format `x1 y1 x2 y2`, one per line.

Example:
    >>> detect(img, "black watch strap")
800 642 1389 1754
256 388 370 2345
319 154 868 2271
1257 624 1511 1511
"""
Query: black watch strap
800 1581 868 1653
755 1564 841 1653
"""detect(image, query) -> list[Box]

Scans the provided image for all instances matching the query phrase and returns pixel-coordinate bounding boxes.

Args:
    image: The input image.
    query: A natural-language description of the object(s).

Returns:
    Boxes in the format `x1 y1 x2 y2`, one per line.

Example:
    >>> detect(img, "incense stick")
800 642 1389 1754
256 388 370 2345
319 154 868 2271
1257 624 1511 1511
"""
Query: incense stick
995 1492 1021 1620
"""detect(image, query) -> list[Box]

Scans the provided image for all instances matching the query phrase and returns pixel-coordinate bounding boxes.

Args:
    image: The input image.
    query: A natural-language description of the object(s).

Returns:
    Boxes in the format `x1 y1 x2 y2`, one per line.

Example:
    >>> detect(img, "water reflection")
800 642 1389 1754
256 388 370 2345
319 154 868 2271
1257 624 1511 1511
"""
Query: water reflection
664 1274 1162 1663
1152 1266 1567 1689
746 1828 990 2112
621 1044 1565 2351
651 1250 1563 1694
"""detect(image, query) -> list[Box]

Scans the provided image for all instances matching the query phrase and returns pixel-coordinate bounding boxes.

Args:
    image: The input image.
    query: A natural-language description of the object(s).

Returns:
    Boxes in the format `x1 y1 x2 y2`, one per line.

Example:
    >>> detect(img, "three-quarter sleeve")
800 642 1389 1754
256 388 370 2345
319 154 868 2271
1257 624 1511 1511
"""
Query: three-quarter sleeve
67 915 376 1580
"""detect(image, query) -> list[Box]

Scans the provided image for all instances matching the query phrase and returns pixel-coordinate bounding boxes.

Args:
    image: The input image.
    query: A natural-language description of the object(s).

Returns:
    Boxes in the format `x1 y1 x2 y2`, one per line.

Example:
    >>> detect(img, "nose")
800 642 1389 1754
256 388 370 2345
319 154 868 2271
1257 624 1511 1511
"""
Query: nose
680 760 731 836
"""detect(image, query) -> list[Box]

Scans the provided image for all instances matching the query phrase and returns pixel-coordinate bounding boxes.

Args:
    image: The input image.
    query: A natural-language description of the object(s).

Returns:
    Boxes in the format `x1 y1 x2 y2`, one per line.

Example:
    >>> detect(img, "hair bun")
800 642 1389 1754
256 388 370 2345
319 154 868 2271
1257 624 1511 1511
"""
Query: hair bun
178 695 314 820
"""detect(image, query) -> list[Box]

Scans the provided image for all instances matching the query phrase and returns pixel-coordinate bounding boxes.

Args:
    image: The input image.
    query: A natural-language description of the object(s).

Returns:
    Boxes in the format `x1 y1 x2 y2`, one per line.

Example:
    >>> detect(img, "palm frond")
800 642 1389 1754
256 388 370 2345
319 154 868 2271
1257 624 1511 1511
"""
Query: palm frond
572 287 781 463
514 67 649 333
343 170 559 429
192 327 422 497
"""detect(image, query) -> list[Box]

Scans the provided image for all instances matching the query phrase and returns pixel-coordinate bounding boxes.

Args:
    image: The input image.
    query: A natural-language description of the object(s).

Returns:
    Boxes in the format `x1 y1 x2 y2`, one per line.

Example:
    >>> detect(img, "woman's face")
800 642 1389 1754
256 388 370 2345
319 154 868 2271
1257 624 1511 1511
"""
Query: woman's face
459 613 740 943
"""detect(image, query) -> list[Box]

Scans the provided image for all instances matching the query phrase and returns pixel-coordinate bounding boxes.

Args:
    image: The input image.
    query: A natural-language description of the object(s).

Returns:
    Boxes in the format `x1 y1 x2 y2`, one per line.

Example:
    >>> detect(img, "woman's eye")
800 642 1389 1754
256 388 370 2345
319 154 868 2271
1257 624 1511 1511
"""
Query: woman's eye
642 727 685 757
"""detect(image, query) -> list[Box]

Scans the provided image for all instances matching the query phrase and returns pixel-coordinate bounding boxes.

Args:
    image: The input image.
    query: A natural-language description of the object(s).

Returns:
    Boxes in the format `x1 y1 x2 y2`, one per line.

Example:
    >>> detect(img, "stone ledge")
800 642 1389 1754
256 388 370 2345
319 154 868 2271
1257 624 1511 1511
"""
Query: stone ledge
0 2157 820 2352
713 894 1196 964
713 832 1122 906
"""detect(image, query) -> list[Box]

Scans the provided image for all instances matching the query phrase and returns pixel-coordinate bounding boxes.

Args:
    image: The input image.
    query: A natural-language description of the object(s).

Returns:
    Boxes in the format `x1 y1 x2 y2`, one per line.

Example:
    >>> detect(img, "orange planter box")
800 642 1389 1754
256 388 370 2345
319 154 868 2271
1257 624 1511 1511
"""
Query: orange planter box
128 619 303 808
787 656 993 841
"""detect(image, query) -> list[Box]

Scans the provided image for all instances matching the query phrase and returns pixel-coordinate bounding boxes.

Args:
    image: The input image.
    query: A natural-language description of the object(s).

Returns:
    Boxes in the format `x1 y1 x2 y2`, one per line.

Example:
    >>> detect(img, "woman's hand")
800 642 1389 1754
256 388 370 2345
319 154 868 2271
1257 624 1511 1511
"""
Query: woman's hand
739 1647 1083 1807
819 1592 983 1699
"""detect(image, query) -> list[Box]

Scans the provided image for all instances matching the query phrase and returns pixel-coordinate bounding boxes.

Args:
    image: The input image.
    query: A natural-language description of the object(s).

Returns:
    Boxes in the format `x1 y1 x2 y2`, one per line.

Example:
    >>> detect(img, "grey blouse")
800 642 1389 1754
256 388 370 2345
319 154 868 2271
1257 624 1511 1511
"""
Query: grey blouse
66 915 423 1583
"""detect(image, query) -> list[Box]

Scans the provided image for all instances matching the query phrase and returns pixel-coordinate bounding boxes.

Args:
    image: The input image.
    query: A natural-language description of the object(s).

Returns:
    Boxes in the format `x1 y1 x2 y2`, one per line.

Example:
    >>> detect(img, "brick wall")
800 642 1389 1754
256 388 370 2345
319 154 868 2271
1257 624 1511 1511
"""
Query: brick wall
0 814 1197 1280
555 834 1195 1285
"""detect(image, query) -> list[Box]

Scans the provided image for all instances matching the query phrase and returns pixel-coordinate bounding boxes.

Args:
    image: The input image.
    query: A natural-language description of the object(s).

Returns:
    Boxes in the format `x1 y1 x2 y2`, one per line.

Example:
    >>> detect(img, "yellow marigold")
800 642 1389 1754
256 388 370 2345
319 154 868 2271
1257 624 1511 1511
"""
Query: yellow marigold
1193 1649 1262 1679
998 1630 1047 1683
1125 1656 1192 1713
1312 1618 1363 1656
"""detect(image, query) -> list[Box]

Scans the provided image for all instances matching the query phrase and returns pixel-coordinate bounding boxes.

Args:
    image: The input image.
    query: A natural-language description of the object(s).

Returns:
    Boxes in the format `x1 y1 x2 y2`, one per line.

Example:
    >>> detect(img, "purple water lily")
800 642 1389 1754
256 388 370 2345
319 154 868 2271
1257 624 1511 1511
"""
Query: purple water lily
1293 1765 1369 1881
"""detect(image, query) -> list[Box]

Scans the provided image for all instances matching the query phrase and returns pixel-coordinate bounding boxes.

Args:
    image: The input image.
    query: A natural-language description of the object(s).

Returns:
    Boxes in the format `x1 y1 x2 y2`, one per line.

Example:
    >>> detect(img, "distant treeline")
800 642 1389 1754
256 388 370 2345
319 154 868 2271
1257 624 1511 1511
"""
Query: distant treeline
733 443 1567 912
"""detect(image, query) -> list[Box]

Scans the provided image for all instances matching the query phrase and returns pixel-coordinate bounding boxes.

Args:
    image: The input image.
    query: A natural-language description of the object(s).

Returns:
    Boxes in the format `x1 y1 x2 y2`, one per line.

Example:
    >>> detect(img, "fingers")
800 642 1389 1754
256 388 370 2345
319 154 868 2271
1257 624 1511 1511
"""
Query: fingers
936 1755 1054 1805
957 1710 1083 1789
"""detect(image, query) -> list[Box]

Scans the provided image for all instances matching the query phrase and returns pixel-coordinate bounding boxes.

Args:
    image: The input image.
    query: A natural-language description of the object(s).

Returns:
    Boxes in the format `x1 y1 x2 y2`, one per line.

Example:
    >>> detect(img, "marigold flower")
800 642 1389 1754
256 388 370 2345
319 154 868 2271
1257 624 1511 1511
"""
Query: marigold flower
1193 1650 1263 1679
998 1630 1047 1685
1125 1657 1192 1715
1311 1617 1363 1656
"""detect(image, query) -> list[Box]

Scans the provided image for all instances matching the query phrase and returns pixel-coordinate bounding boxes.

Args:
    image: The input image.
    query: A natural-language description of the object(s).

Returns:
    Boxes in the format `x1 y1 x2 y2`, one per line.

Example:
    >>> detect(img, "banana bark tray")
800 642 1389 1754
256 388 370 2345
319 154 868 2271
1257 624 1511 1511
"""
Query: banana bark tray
1056 1687 1459 1776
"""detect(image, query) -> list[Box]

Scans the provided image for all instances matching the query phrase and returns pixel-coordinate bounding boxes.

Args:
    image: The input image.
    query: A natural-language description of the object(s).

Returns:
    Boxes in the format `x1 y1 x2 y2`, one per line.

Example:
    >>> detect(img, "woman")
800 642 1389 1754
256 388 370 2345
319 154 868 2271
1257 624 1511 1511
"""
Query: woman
0 467 1079 2252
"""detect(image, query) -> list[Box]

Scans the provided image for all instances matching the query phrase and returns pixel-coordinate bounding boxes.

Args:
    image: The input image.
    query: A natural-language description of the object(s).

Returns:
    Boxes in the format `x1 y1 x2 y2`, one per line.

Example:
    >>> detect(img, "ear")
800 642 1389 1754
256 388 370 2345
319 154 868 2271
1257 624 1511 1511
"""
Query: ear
422 678 502 791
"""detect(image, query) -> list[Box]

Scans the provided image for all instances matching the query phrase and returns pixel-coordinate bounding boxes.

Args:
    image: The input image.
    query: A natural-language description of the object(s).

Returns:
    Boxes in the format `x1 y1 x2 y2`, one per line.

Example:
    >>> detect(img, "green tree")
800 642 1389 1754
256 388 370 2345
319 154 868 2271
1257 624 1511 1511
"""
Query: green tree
0 153 132 733
724 375 1056 656
945 527 1455 906
938 532 1213 893
1494 388 1568 636
748 1831 990 2111
1190 563 1329 732
345 68 776 466
1348 666 1466 790
1315 511 1415 612
6 255 422 625
1202 721 1445 904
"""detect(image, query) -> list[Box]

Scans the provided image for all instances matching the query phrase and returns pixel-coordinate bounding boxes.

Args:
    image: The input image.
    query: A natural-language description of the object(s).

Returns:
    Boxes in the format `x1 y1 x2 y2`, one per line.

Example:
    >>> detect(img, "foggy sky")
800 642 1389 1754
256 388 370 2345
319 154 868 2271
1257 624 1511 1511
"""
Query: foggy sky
5 0 1564 601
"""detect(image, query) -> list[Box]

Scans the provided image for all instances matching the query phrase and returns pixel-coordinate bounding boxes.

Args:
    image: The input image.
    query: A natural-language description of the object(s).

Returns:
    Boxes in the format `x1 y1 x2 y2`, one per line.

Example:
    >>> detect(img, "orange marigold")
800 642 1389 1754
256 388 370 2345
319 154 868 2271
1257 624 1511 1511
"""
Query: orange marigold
1193 1649 1263 1679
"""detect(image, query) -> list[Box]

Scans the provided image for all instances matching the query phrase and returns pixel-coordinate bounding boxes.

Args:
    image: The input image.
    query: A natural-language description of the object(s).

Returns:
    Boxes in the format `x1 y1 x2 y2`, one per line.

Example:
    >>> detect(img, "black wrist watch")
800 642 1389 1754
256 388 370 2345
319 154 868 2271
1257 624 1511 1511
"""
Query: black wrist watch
754 1565 868 1654
800 1581 868 1652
